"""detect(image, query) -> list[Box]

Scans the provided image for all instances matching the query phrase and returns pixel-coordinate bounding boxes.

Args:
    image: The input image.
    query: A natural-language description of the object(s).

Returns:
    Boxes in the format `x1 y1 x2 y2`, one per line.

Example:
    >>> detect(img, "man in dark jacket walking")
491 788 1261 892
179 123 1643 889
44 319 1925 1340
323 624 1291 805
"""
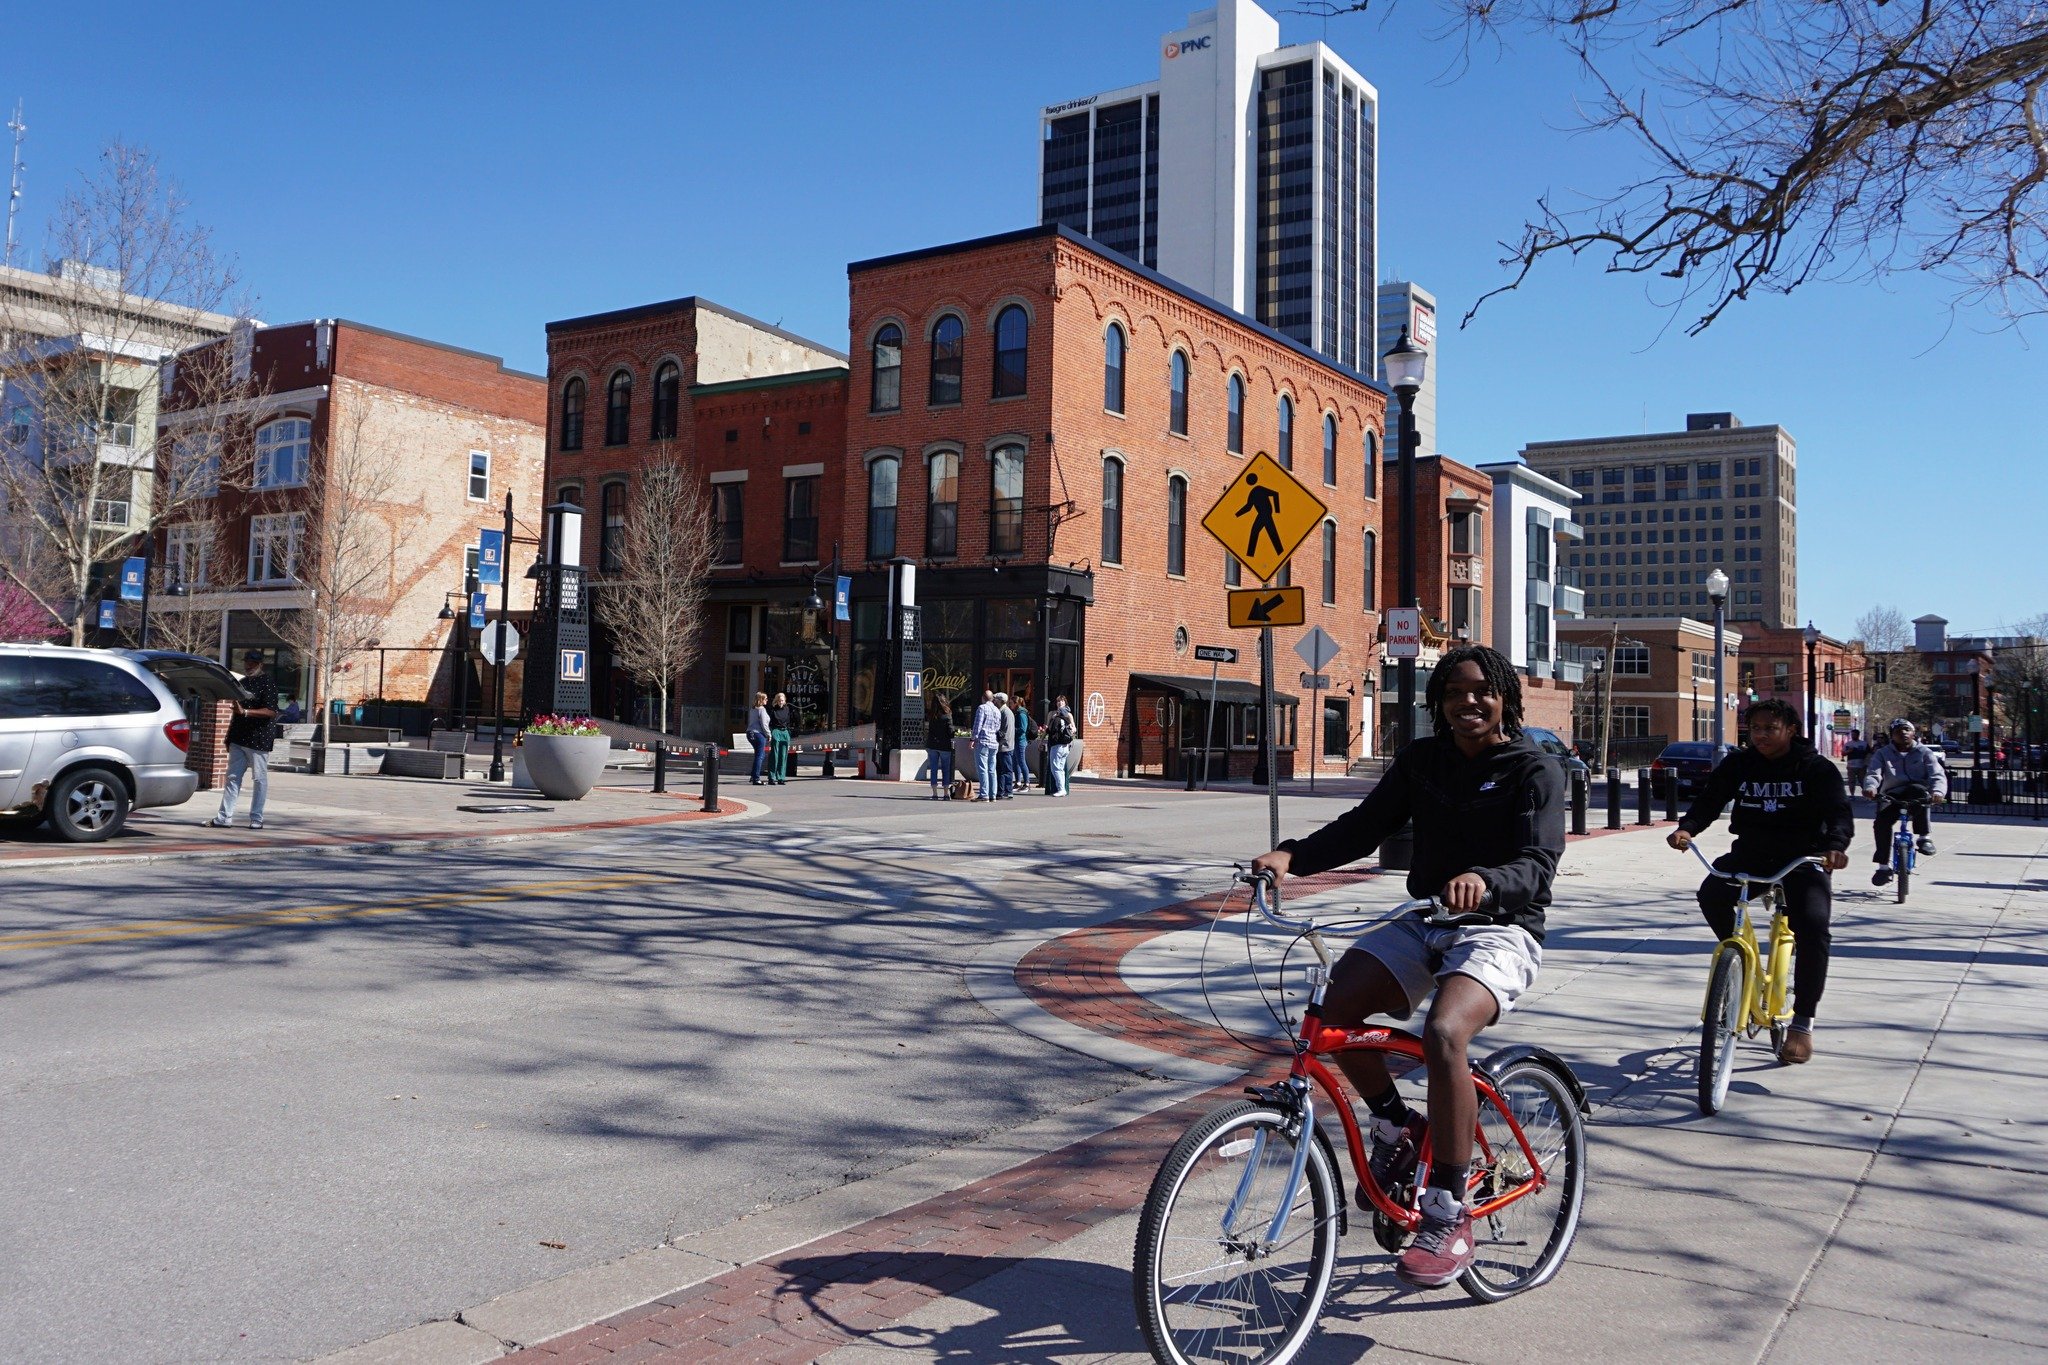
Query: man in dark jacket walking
1669 698 1852 1064
1251 644 1566 1289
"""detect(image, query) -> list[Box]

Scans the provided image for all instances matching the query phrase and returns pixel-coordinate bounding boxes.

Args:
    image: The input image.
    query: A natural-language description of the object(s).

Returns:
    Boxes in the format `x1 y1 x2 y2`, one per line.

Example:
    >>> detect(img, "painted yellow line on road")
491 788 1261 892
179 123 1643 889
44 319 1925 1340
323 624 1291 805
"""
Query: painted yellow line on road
0 873 662 952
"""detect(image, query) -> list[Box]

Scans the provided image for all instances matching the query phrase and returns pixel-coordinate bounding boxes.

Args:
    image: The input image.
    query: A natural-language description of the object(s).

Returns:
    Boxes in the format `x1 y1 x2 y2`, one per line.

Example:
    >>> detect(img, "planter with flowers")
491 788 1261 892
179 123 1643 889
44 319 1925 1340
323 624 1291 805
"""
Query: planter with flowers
519 715 610 800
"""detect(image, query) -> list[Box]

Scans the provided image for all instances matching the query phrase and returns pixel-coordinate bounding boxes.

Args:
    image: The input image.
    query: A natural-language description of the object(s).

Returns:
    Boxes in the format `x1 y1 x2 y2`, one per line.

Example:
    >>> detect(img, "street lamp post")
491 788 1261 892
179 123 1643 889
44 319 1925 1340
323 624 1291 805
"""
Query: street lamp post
1803 620 1820 742
1379 328 1427 871
487 491 514 784
1589 653 1608 776
1707 568 1730 760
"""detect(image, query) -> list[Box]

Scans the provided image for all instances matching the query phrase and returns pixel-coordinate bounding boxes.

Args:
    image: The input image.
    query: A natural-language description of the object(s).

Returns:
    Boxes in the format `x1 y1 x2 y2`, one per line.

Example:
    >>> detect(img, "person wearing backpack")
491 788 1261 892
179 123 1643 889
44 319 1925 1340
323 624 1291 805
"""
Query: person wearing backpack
1011 695 1038 793
1044 694 1076 796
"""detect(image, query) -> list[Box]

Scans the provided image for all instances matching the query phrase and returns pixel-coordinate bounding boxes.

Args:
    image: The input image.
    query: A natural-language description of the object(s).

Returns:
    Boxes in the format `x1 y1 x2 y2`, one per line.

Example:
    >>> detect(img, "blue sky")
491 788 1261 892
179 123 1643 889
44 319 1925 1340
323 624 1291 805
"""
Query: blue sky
7 1 2036 636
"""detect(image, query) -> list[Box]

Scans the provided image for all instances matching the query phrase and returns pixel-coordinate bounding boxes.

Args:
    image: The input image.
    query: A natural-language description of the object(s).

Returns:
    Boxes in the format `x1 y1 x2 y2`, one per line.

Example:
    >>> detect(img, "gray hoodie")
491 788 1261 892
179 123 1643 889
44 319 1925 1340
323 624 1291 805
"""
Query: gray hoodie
1862 739 1948 800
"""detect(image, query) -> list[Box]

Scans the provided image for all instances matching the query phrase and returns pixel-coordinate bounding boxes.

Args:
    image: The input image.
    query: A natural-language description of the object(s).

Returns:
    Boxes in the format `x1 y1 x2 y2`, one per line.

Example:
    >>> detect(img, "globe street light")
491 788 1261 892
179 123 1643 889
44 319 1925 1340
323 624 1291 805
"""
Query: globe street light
1707 568 1730 760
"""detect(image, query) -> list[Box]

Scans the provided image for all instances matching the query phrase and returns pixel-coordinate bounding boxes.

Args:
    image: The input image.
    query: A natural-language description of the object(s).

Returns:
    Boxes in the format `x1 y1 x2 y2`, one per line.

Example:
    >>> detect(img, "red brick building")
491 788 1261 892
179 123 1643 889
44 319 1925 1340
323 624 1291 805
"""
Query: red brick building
846 225 1388 779
540 297 847 734
1372 453 1494 748
155 320 545 723
1737 624 1866 755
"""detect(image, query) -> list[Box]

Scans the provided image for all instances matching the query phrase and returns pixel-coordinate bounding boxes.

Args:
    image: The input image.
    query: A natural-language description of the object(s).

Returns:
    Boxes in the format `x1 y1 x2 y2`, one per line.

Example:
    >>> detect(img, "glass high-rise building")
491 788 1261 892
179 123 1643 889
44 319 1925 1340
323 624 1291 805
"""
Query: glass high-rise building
1037 0 1379 370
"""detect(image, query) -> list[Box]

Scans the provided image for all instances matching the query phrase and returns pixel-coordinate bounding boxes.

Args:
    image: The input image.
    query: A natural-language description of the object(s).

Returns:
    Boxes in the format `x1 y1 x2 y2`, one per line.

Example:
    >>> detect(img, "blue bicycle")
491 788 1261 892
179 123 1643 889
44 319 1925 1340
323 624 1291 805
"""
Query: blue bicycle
1876 791 1933 904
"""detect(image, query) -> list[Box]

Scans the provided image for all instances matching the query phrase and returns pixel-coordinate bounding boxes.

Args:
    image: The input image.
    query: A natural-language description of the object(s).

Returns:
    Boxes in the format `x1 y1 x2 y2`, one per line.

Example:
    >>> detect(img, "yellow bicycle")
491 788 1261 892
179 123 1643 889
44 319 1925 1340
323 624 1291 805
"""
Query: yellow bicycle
1688 845 1826 1115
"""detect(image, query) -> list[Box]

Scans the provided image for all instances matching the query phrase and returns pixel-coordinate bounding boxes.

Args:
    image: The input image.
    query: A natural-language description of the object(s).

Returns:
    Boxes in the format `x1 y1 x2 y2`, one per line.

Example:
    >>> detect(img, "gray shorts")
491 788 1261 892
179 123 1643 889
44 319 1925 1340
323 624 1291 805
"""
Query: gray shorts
1351 915 1543 1022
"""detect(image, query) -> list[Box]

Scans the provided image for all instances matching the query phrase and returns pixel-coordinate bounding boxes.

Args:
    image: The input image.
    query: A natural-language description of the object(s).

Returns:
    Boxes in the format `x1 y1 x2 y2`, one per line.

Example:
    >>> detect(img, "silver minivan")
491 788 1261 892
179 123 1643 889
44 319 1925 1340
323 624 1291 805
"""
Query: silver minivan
0 645 241 842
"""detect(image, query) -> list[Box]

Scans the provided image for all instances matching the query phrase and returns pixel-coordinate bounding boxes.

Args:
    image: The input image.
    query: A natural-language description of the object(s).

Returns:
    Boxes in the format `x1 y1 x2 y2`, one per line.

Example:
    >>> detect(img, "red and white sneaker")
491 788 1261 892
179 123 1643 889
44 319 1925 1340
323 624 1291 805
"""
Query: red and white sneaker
1396 1186 1476 1286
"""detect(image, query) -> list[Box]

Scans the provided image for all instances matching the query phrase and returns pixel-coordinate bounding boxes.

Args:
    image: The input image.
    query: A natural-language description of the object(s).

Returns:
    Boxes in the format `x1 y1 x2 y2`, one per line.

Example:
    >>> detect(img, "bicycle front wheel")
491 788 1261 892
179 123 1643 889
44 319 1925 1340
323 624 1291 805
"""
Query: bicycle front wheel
1698 949 1744 1115
1133 1100 1340 1365
1895 858 1910 903
1461 1058 1587 1302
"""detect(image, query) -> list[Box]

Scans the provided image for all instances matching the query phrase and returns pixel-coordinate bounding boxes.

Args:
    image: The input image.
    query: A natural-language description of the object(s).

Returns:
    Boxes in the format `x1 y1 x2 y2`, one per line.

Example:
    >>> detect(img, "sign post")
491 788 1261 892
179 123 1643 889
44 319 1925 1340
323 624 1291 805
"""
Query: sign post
486 495 514 782
1192 644 1236 791
1293 627 1342 793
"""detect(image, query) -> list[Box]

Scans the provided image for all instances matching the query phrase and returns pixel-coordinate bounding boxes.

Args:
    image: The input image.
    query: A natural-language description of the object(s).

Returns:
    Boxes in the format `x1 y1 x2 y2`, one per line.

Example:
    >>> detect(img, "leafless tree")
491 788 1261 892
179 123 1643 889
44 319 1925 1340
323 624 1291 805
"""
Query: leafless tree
0 142 253 642
1854 604 1912 654
258 393 408 746
597 449 718 734
1304 0 2048 331
1853 603 1931 728
1989 611 2048 734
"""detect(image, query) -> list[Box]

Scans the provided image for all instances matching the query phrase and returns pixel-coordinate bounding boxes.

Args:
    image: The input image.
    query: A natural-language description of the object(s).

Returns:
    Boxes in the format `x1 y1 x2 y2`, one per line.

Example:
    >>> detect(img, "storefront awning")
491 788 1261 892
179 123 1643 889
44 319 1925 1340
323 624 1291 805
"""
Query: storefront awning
1130 673 1299 706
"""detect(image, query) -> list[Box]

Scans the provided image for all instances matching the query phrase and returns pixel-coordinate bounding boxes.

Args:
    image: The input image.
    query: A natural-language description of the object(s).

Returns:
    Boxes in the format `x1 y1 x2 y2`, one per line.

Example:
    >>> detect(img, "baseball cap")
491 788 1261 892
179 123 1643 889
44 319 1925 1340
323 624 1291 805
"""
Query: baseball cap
242 649 264 663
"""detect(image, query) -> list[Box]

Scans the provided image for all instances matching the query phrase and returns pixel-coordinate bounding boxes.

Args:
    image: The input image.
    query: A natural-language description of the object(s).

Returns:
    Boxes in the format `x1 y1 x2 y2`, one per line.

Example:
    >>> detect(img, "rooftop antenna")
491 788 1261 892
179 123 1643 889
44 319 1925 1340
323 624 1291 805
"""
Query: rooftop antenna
4 100 23 270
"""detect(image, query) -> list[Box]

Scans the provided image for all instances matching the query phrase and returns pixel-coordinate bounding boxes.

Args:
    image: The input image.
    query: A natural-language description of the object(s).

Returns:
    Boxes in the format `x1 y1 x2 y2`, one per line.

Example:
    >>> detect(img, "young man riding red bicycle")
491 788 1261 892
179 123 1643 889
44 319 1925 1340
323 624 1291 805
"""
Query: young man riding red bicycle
1251 643 1565 1287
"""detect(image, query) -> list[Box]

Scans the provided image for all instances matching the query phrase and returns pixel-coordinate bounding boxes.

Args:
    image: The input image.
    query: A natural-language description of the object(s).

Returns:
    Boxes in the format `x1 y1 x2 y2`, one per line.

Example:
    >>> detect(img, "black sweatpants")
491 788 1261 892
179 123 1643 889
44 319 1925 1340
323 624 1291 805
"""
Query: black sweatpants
1873 800 1930 861
1697 854 1832 1020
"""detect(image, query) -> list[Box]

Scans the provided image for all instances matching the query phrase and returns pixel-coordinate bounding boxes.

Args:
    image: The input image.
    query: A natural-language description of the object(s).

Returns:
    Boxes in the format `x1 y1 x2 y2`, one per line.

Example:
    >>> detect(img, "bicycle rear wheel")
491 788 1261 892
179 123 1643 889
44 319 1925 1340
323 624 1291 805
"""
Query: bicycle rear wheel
1698 949 1744 1115
1460 1058 1587 1302
1133 1100 1340 1365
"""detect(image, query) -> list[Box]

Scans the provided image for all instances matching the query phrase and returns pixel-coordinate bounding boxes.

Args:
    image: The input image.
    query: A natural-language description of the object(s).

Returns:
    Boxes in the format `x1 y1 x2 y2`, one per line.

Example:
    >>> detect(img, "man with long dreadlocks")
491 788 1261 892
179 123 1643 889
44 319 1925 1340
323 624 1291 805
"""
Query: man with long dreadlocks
1251 643 1566 1288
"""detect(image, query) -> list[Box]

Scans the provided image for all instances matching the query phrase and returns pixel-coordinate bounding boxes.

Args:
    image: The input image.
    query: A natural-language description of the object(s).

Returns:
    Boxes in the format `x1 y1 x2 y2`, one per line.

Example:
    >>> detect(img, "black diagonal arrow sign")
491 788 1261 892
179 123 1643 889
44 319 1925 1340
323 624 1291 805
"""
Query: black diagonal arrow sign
1227 585 1305 630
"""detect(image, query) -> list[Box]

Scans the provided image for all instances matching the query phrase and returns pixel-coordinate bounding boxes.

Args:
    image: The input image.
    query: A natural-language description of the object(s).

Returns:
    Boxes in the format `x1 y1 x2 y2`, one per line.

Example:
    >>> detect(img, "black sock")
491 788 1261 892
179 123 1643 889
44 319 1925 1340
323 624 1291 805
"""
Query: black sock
1428 1163 1467 1200
1362 1083 1409 1124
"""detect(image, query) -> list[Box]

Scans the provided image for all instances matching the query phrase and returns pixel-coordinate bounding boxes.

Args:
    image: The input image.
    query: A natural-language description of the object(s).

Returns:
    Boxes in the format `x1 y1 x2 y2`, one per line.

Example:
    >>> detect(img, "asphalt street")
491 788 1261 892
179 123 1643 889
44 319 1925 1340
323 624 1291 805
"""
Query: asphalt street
0 779 1353 1363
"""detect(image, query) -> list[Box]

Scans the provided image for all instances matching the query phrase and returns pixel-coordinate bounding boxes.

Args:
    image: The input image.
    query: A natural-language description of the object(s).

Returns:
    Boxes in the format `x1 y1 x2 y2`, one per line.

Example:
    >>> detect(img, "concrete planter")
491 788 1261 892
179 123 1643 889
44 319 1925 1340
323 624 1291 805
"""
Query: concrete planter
519 734 609 800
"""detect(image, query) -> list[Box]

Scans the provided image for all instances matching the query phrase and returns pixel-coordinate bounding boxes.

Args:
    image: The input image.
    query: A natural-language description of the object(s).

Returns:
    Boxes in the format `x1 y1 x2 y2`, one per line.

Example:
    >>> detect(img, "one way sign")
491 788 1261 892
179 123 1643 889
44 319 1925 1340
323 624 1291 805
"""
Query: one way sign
1226 585 1306 629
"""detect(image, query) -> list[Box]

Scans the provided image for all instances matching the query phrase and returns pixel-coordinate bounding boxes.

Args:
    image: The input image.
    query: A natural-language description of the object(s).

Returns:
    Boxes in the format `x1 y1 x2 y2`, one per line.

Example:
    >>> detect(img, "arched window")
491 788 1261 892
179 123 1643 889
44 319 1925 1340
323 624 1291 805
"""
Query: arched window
927 450 960 557
1276 394 1293 469
870 324 902 412
867 454 899 560
253 417 310 488
1321 520 1338 605
559 378 585 451
990 443 1025 555
1166 475 1187 576
650 361 680 440
1227 374 1245 454
1322 413 1338 486
1169 352 1189 436
993 305 1028 398
1100 455 1124 564
555 483 582 506
1103 323 1126 414
1365 428 1379 498
604 370 632 446
600 480 626 572
928 316 963 405
1362 529 1377 609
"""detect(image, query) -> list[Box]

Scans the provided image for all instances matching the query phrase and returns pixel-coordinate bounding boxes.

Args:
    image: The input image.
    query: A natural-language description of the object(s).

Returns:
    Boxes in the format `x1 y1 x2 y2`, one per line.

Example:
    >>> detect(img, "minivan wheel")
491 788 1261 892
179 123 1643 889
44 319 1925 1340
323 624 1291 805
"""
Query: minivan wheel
47 767 130 843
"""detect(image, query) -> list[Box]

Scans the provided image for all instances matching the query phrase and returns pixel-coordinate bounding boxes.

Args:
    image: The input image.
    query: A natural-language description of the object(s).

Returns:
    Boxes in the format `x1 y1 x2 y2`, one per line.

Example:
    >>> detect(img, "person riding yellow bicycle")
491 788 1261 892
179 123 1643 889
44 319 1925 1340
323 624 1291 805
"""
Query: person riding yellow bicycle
1667 699 1851 1064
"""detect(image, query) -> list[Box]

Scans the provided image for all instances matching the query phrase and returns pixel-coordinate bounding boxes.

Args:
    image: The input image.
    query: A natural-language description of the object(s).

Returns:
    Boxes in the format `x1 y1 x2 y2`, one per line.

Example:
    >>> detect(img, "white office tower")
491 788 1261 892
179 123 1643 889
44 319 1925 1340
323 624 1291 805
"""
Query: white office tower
1376 281 1436 455
1038 0 1379 369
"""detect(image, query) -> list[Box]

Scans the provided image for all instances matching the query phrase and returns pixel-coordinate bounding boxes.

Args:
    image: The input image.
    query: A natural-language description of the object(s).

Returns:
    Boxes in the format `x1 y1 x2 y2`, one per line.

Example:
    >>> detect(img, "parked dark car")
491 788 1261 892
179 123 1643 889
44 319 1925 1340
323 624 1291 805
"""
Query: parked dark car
1651 741 1719 800
1523 726 1589 781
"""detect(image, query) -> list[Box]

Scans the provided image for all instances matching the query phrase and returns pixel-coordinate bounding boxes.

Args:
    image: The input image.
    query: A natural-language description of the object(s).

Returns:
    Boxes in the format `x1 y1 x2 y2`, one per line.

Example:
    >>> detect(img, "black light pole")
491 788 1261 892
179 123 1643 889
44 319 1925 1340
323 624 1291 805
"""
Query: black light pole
1707 568 1730 760
1379 327 1427 871
1803 621 1820 742
487 491 514 783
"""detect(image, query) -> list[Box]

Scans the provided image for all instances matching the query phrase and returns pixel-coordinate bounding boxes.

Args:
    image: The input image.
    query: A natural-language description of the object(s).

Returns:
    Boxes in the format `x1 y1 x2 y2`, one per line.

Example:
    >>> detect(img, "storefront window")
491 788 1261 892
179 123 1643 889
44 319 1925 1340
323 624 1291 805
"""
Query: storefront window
988 598 1038 639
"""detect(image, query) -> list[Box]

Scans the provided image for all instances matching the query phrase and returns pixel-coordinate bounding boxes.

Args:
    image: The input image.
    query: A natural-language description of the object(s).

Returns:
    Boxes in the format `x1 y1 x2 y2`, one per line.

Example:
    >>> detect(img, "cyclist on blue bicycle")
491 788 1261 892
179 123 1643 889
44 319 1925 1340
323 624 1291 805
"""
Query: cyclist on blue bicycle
1250 643 1565 1288
1861 717 1946 884
1667 698 1851 1064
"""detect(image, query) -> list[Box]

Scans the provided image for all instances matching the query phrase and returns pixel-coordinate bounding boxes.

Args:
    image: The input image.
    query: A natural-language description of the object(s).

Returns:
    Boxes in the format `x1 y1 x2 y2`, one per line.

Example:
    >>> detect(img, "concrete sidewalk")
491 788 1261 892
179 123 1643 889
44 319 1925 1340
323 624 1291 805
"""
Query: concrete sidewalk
480 817 2048 1363
0 769 746 868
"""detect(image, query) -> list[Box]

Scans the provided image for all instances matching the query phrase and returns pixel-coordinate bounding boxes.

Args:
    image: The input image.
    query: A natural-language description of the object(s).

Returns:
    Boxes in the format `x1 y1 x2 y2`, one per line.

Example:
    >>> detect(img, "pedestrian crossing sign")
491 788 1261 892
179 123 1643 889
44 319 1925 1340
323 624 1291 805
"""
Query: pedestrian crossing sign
1200 452 1328 585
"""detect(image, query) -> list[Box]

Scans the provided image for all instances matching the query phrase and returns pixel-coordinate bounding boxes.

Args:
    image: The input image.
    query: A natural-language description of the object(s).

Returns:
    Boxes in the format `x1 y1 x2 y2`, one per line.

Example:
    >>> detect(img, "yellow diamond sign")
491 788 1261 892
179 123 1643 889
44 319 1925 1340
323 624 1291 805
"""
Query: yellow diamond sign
1200 452 1329 585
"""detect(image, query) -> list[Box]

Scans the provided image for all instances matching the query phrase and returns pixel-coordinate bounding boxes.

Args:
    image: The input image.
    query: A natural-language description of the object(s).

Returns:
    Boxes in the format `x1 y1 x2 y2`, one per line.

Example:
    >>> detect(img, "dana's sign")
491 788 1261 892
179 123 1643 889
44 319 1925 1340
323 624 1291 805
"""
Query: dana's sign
1164 33 1213 58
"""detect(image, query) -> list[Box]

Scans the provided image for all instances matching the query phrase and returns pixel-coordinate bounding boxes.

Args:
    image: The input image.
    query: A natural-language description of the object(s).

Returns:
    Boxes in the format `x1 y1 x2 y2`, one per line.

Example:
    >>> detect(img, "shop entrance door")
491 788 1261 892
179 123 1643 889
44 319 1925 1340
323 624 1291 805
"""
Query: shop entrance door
983 667 1036 715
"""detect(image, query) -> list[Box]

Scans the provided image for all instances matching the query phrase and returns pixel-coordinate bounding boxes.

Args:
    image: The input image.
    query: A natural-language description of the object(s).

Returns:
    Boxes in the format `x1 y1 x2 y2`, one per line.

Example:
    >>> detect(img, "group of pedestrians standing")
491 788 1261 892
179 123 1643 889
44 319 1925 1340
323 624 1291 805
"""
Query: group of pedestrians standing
931 690 1076 800
746 691 795 785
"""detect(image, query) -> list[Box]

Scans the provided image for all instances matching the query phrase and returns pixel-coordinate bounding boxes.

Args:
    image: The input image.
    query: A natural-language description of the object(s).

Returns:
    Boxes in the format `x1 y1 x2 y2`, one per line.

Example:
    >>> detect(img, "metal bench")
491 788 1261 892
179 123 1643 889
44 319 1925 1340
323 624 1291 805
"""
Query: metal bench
378 748 466 780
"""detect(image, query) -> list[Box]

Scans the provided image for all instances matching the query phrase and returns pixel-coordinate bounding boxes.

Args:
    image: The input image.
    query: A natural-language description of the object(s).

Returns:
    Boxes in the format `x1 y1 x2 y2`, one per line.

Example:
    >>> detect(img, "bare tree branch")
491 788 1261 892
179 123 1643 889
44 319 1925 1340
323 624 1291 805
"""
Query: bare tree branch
596 450 718 734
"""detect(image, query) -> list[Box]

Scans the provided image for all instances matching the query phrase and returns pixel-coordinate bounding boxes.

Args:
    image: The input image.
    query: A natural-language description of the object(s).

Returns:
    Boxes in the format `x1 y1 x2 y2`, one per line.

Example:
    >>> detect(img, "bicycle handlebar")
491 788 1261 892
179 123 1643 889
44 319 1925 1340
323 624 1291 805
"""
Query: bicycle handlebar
1685 843 1827 884
1235 867 1491 933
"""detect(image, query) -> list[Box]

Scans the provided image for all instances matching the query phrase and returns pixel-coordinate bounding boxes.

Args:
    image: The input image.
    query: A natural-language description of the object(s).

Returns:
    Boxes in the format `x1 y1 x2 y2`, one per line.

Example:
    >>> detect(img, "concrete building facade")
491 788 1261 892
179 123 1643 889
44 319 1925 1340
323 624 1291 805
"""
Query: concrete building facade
1037 0 1380 370
1477 460 1584 739
1375 281 1435 455
1521 411 1798 630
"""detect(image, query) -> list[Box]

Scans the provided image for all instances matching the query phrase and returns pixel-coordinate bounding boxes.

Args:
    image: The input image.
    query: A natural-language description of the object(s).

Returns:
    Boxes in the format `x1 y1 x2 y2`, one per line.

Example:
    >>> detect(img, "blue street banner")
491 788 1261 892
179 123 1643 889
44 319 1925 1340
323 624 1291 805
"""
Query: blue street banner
469 591 489 629
98 601 118 630
835 575 851 623
477 529 505 585
119 557 146 602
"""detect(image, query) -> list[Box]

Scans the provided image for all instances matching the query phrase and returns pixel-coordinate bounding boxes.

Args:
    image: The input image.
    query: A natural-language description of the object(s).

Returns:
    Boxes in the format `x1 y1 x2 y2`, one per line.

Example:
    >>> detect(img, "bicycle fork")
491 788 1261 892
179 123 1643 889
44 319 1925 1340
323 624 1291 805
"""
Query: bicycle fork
1225 1076 1316 1253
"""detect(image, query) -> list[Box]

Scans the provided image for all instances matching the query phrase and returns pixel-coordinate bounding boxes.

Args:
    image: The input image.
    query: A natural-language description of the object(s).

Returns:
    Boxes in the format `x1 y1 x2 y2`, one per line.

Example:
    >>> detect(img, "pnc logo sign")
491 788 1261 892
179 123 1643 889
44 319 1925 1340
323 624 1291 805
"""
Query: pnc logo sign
1163 34 1212 58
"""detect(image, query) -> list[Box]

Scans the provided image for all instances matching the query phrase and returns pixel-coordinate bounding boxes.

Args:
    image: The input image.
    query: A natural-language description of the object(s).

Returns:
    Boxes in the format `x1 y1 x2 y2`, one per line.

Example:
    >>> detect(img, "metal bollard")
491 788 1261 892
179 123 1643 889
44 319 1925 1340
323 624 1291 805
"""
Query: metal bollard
652 743 667 794
1606 767 1623 830
700 742 719 813
1664 770 1681 822
1636 767 1654 825
1571 770 1589 836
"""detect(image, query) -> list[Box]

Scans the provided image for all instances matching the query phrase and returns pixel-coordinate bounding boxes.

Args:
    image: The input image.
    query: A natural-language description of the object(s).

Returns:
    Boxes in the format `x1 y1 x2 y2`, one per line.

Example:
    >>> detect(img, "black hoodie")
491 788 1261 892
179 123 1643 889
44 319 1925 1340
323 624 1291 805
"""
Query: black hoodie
1676 739 1853 861
1278 733 1567 942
